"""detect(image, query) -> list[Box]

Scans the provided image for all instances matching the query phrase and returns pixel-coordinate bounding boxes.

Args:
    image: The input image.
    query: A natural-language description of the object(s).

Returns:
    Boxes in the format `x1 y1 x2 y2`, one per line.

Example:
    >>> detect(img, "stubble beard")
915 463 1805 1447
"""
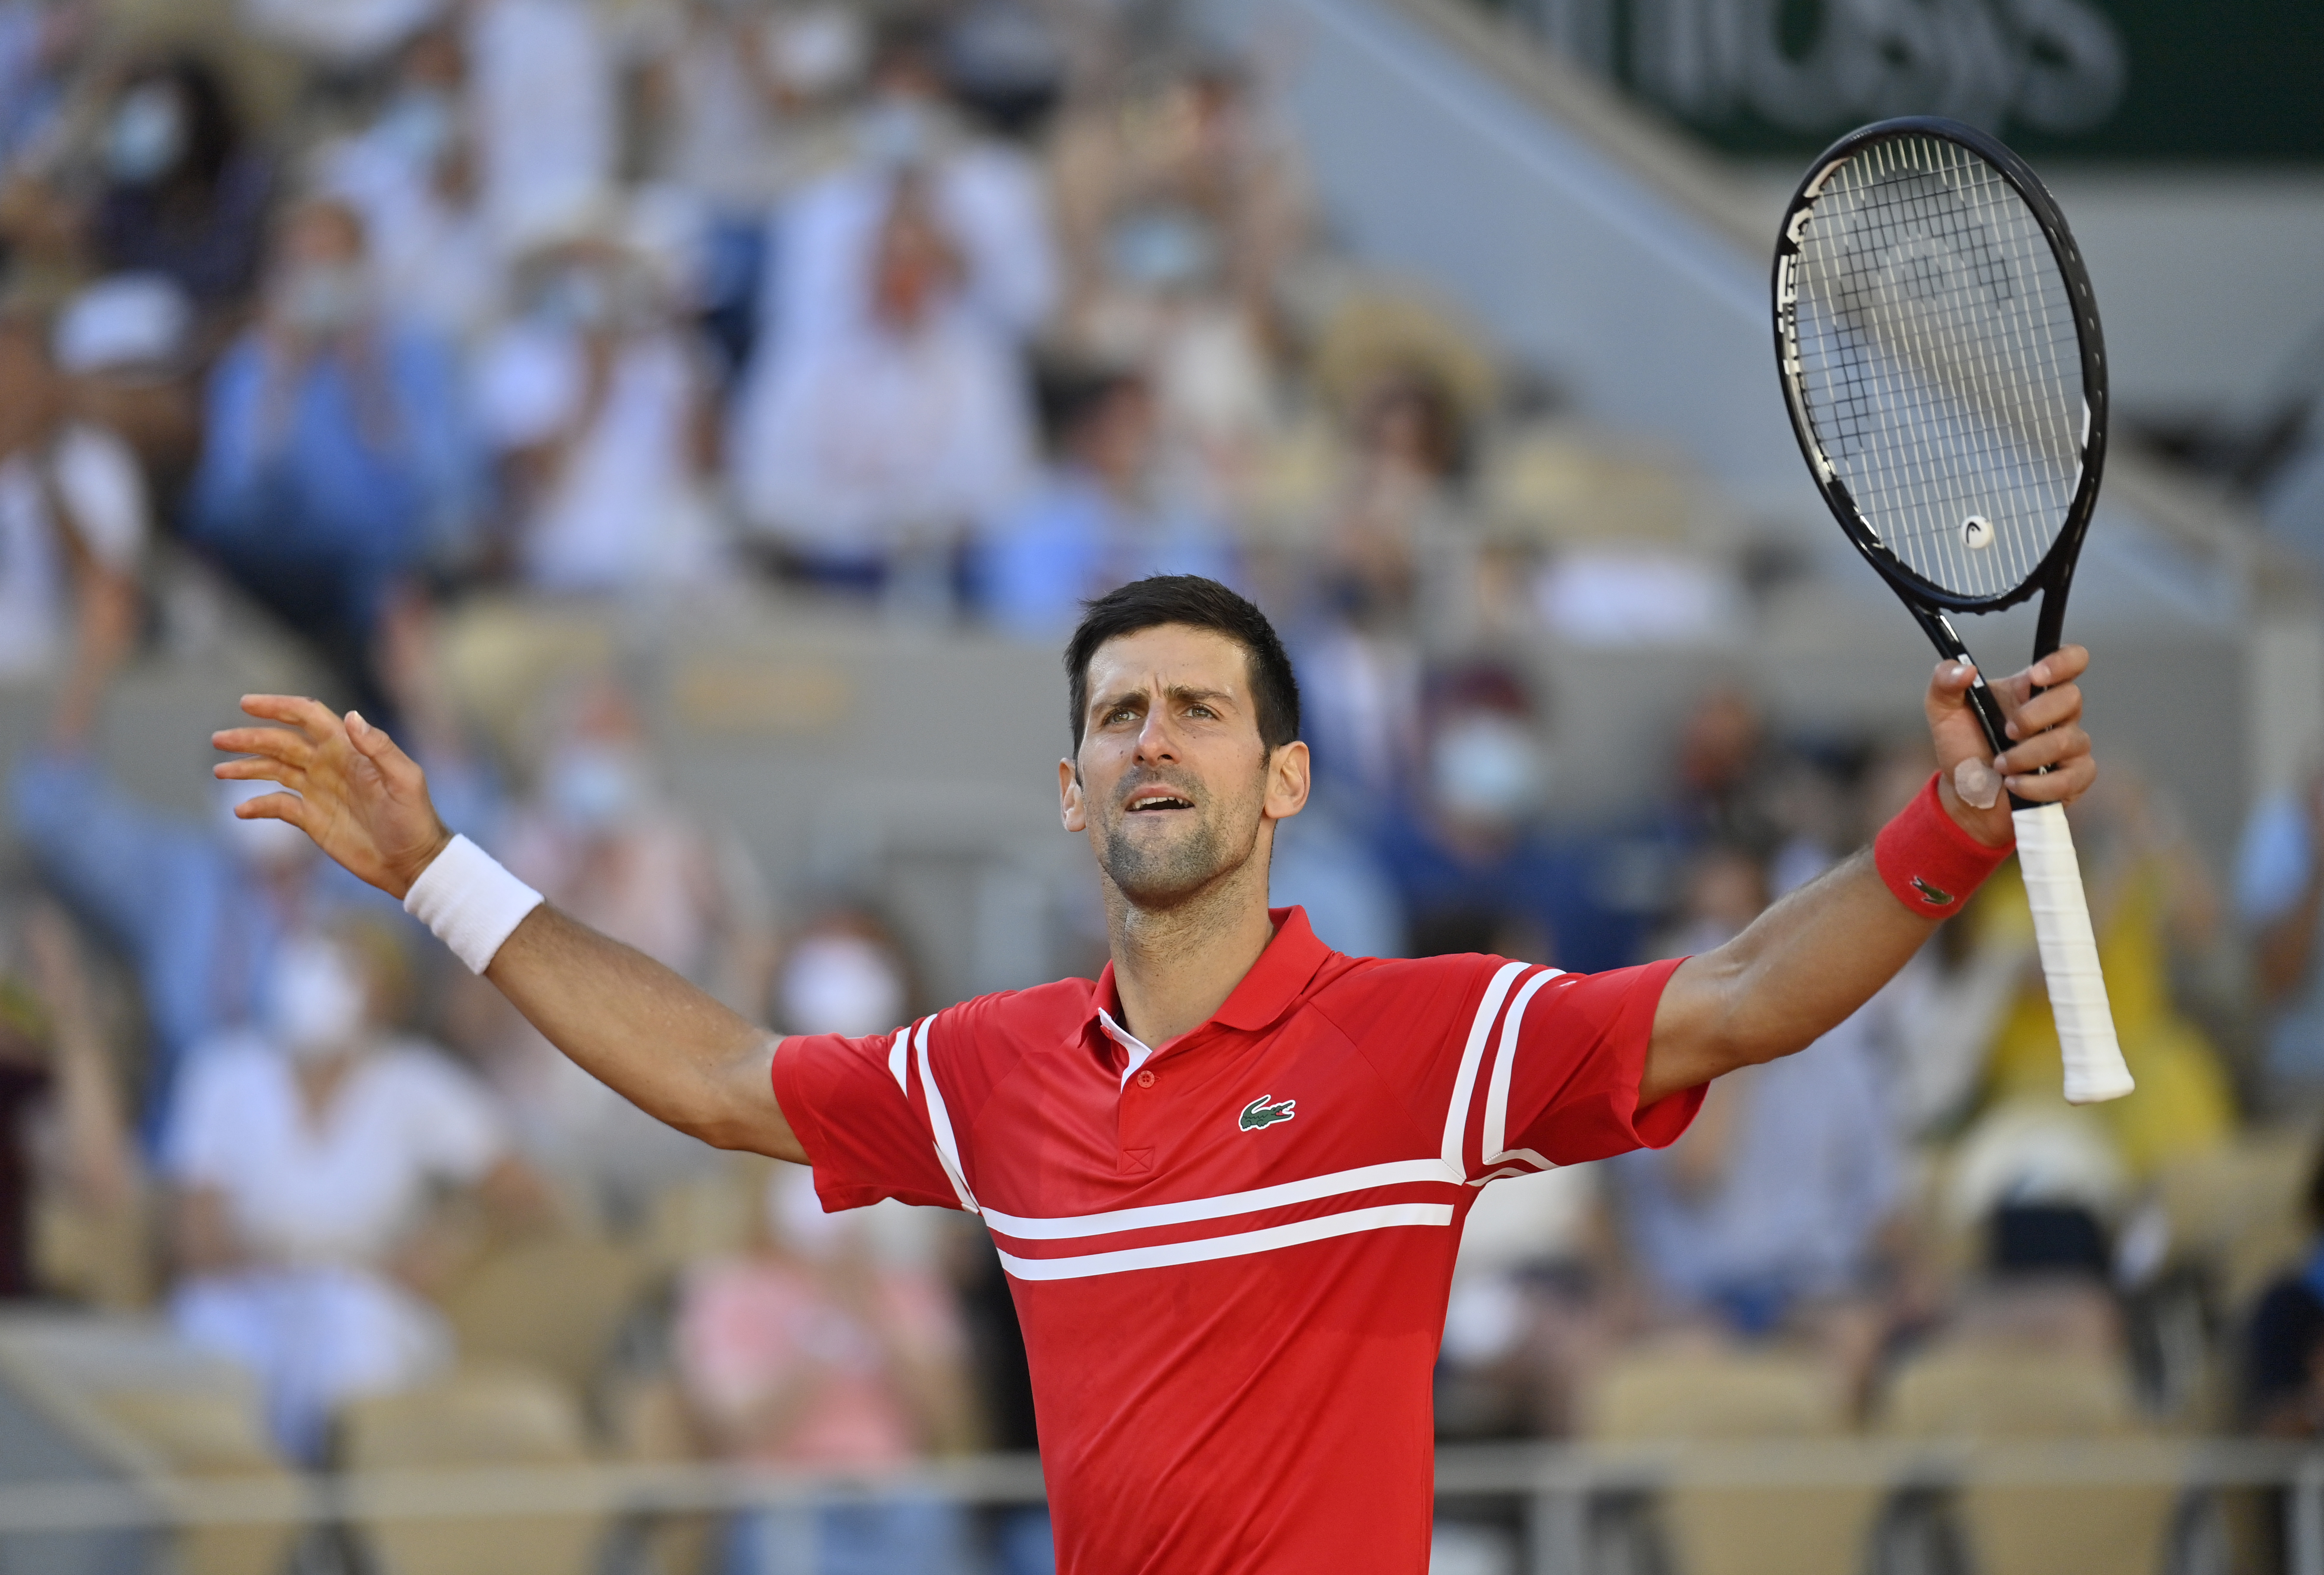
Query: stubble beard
1095 776 1264 912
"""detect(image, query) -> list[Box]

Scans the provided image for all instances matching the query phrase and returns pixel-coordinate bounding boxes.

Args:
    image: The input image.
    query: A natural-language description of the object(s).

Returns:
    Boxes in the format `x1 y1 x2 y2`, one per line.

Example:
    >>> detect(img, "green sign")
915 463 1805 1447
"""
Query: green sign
1483 0 2324 161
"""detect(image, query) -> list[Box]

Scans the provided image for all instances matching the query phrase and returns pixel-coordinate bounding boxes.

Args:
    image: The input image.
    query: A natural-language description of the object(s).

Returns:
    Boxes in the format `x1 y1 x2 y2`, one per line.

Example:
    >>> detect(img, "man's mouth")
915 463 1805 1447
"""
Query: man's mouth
1125 791 1195 813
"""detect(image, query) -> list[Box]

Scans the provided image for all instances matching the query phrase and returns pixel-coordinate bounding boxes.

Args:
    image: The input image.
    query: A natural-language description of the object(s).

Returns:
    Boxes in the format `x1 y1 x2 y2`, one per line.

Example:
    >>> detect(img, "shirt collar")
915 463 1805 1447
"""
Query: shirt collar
1086 906 1332 1045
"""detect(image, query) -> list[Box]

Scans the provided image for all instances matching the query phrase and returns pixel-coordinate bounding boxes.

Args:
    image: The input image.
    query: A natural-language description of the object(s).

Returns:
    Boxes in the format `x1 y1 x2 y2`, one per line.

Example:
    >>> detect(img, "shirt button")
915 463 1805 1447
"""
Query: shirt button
1135 1070 1156 1089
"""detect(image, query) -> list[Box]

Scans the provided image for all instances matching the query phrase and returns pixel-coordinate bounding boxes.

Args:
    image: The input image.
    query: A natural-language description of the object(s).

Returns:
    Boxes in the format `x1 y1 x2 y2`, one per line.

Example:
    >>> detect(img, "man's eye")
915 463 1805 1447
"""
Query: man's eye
1187 705 1217 719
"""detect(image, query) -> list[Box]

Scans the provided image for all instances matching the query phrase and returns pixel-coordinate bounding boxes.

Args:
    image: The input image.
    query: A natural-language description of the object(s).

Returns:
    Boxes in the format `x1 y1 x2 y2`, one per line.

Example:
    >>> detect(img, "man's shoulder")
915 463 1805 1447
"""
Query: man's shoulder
1301 952 1541 1041
936 976 1099 1042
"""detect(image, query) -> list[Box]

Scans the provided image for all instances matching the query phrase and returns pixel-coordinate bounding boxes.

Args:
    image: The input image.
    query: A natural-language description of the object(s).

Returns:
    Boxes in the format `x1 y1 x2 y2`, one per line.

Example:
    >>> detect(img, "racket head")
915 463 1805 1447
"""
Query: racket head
1772 116 2107 618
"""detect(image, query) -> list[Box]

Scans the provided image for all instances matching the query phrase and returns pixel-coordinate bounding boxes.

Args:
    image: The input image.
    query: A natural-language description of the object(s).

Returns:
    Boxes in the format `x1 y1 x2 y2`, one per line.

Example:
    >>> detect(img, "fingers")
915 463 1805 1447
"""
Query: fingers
1996 722 2089 779
345 709 426 794
2003 752 2096 804
2003 681 2083 741
231 790 310 832
236 694 343 740
211 725 312 767
212 755 304 789
1992 645 2091 713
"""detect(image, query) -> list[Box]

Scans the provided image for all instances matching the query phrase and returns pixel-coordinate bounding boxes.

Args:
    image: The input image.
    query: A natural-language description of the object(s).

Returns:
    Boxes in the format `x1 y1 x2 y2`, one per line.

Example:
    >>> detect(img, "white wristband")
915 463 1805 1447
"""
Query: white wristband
402 834 544 975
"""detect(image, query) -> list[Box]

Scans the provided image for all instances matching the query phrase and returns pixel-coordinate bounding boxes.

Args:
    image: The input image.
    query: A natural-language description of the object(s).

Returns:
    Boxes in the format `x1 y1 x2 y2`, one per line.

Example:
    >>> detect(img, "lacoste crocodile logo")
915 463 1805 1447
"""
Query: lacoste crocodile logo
1238 1095 1296 1132
1909 875 1954 906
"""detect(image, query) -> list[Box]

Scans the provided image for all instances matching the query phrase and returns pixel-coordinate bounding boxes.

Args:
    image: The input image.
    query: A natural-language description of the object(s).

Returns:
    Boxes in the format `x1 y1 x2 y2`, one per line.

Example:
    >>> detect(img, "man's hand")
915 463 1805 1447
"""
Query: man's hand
1927 645 2096 848
212 697 453 899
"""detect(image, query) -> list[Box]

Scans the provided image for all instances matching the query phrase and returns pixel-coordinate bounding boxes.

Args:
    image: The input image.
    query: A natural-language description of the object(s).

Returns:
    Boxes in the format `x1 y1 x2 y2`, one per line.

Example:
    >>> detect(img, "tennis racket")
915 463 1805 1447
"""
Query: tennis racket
1771 115 2132 1106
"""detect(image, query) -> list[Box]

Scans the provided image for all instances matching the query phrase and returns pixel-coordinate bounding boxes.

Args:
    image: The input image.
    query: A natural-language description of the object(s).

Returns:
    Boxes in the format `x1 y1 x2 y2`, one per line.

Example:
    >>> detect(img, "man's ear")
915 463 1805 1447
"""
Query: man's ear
1262 740 1310 823
1059 757 1087 833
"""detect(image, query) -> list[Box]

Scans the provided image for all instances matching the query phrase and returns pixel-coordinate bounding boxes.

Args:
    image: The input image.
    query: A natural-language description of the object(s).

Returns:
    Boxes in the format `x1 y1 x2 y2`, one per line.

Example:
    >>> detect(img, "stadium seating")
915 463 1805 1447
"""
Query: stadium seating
339 1361 606 1575
437 1234 652 1398
1877 1342 2179 1575
84 1384 301 1575
1582 1345 1879 1575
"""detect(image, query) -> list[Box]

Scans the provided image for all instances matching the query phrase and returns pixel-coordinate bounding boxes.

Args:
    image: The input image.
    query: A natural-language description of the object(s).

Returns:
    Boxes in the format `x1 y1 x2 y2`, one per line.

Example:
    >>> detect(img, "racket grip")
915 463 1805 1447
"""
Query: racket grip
2012 802 2133 1104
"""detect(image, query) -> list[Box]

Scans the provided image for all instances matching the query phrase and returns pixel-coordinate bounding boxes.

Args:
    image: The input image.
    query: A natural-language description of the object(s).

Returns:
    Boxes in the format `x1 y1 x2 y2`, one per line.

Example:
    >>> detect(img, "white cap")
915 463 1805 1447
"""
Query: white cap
53 274 193 374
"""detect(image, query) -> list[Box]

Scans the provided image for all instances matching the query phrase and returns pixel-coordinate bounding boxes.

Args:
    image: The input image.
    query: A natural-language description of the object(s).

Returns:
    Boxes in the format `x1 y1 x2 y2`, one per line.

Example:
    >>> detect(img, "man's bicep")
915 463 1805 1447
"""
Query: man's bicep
1639 952 1736 1108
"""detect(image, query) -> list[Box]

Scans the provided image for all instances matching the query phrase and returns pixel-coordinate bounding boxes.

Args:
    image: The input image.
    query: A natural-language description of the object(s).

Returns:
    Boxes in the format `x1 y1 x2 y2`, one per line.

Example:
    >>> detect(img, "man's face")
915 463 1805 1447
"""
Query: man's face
1060 625 1308 911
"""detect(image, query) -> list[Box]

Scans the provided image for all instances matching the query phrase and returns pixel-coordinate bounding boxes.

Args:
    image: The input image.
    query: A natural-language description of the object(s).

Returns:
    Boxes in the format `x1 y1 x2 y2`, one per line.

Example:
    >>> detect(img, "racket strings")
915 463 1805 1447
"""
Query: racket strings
1789 134 2085 601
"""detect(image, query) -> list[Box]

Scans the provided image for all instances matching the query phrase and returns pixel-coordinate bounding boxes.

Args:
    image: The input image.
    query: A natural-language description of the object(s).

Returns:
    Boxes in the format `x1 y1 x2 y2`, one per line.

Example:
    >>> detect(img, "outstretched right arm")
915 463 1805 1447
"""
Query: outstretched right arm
212 696 805 1162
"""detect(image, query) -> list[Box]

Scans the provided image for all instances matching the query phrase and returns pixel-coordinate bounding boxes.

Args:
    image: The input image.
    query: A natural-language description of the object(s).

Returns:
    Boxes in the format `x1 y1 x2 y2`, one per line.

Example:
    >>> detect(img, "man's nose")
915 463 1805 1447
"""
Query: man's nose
1133 707 1178 762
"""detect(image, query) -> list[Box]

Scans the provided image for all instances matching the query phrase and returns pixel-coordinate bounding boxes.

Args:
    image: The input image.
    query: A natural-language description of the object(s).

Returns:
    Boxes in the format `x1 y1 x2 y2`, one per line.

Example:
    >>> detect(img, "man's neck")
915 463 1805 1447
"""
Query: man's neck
1104 859 1277 1049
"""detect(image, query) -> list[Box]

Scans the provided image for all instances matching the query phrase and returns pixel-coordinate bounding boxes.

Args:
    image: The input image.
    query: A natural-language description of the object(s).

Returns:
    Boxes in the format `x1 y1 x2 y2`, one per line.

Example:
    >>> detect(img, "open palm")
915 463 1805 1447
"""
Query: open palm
212 697 452 900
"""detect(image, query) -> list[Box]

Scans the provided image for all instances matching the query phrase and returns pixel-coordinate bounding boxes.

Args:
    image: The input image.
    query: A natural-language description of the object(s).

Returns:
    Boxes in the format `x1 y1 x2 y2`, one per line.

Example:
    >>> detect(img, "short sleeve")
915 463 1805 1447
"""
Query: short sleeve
160 1041 255 1187
771 1024 971 1214
390 1046 508 1184
53 426 148 569
1476 957 1700 1173
2238 794 2312 925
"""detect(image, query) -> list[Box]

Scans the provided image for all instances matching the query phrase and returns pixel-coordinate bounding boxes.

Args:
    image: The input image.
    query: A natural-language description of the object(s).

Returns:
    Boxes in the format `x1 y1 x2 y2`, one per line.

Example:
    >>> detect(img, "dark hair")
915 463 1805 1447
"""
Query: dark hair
1064 576 1300 755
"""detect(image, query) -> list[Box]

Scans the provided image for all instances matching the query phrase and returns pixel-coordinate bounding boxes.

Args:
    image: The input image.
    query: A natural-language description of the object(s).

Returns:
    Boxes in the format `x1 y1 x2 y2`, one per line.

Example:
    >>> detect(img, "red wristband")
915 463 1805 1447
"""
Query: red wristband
1873 773 2012 919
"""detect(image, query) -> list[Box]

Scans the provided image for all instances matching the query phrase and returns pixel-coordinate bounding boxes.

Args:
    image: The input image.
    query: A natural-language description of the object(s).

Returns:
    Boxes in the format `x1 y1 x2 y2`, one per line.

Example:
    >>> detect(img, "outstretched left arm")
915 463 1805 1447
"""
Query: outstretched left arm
1640 646 2095 1105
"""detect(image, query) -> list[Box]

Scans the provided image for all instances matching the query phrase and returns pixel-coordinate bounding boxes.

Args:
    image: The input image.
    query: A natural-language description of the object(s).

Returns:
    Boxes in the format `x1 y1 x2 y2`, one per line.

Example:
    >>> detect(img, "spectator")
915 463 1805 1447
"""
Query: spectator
0 0 82 172
51 272 203 507
1983 773 2238 1175
676 1163 975 1575
0 308 149 682
1305 291 1497 641
0 900 140 1301
764 12 1055 356
470 214 729 593
1050 51 1302 488
2239 768 2324 1093
2242 1133 2324 1434
461 675 770 1223
12 577 485 1142
86 55 272 314
774 909 912 1040
729 174 1035 597
315 22 505 345
185 196 479 724
973 361 1234 637
165 922 550 1461
1369 663 1630 971
1609 843 1908 1392
237 0 443 75
1941 1097 2130 1366
1436 1165 1613 1439
463 0 616 249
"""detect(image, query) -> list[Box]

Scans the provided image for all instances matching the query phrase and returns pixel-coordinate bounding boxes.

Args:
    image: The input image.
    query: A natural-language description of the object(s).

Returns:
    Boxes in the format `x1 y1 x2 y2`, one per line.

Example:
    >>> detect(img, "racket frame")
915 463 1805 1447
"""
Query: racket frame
1771 115 2109 763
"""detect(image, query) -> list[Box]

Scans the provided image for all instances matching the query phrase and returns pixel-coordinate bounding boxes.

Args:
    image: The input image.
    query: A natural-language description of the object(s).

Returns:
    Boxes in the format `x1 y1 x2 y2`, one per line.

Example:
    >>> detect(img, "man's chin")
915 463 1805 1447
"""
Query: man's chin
1101 822 1233 909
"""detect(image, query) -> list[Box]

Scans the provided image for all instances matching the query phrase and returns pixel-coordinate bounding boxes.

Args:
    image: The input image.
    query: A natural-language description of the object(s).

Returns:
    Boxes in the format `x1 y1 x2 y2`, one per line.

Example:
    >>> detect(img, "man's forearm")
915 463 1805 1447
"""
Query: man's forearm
1643 849 1940 1104
483 905 805 1162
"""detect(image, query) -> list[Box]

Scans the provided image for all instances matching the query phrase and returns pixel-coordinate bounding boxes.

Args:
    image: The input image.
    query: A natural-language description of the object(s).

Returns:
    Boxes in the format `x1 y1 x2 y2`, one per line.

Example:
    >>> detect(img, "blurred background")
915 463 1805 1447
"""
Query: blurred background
0 0 2317 1572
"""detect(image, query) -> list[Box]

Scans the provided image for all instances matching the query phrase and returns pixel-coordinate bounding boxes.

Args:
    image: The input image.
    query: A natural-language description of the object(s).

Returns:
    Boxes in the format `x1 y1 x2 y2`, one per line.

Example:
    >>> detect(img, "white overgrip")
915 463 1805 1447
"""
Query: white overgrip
2011 801 2133 1104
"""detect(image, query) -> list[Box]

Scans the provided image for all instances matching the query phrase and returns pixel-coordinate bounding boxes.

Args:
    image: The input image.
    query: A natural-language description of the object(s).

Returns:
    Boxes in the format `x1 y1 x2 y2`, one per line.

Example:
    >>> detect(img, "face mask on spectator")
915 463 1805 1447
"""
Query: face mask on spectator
538 265 624 332
1107 207 1220 293
104 84 186 184
543 742 648 831
216 778 316 872
856 96 937 168
376 88 456 169
278 265 369 335
1430 713 1547 824
266 935 369 1062
780 931 906 1037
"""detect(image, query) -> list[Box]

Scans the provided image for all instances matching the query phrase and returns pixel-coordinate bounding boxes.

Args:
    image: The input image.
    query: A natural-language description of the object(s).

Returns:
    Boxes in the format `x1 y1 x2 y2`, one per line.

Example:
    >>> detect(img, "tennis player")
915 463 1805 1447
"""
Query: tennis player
213 575 2096 1573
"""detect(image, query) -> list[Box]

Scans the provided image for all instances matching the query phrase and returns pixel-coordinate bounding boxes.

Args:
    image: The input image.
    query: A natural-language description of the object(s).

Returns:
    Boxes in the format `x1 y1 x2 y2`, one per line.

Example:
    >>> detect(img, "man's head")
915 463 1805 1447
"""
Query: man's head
1058 578 1308 912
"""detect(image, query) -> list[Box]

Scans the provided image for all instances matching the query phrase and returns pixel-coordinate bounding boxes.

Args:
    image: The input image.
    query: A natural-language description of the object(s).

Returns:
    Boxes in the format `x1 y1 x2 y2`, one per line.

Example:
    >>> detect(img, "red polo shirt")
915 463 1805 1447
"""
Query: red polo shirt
771 908 1697 1575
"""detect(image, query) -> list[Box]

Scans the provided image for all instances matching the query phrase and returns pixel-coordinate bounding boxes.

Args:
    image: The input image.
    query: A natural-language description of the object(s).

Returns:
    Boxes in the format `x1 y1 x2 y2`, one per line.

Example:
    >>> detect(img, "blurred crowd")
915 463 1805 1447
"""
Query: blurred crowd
0 0 2320 1571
